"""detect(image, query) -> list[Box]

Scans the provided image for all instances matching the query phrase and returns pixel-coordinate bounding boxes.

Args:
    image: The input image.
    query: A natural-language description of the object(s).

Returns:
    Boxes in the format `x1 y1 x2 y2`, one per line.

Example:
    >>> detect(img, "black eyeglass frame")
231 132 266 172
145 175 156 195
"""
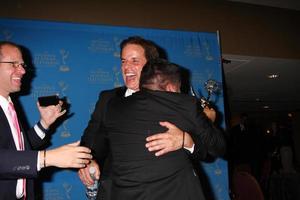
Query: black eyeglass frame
0 61 27 68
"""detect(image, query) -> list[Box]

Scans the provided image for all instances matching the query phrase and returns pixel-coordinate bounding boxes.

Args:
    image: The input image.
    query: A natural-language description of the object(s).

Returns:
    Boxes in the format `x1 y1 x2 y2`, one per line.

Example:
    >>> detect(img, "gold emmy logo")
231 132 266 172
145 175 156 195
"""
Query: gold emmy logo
113 65 122 87
203 40 214 61
113 37 122 58
89 104 94 115
60 120 71 138
58 81 69 97
57 80 71 138
212 160 222 176
215 168 222 176
63 182 73 200
59 49 70 72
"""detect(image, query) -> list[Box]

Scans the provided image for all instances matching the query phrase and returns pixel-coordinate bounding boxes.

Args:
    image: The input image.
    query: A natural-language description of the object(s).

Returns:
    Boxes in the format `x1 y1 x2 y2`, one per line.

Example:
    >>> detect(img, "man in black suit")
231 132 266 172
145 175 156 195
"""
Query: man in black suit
78 36 206 199
0 41 92 199
97 59 226 199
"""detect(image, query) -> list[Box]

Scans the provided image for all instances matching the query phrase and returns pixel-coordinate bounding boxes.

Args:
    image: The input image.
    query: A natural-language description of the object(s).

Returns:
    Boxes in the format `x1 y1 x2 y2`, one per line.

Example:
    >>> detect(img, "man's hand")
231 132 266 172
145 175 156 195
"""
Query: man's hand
37 100 67 129
46 141 92 168
203 107 216 122
145 121 193 156
78 160 100 186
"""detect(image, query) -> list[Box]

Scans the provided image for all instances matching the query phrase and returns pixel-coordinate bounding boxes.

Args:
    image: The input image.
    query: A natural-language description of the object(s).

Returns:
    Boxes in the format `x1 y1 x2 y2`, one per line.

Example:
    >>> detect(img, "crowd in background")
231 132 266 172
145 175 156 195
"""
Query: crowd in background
228 113 299 200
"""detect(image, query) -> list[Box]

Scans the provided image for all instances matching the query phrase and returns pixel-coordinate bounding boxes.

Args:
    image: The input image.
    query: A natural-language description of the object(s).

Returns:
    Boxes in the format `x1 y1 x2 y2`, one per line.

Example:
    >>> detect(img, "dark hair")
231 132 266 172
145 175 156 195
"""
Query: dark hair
120 36 160 61
140 58 181 91
0 41 21 60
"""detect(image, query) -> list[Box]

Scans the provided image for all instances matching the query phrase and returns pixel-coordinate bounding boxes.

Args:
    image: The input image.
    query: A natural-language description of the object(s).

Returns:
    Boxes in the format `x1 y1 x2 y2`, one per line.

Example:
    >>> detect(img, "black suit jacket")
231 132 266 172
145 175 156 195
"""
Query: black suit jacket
0 104 47 199
81 86 225 166
99 89 225 200
80 87 126 177
102 89 226 162
81 88 226 199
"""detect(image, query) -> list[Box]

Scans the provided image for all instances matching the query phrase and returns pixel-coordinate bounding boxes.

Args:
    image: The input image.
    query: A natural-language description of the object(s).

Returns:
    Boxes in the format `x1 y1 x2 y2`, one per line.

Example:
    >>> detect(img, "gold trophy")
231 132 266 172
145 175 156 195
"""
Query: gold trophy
190 79 220 108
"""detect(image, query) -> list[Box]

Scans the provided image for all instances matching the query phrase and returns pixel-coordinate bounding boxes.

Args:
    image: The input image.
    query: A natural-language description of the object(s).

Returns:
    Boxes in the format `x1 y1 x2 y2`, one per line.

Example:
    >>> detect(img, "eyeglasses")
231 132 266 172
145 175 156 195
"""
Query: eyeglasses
0 61 27 69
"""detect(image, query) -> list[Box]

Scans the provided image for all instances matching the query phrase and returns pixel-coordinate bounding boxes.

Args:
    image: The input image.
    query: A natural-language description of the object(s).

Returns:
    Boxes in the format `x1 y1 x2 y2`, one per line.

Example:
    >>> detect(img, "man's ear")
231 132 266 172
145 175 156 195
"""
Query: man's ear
166 83 179 93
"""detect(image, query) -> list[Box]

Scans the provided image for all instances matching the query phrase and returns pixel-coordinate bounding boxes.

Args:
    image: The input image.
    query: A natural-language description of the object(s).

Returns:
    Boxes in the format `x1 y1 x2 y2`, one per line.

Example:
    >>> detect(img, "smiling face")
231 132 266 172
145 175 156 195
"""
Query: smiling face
121 44 147 91
0 44 26 98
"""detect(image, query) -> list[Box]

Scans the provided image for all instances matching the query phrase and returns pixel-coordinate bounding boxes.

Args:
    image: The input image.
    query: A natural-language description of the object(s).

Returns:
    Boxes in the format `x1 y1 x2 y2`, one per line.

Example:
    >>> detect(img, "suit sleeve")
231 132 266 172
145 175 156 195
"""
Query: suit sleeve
0 108 48 179
191 103 226 160
80 90 112 166
25 126 48 149
0 149 39 179
0 126 50 179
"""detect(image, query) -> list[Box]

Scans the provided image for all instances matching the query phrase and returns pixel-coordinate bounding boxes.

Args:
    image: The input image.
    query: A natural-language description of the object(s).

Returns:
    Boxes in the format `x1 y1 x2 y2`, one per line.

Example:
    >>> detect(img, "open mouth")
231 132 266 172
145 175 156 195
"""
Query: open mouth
125 72 136 80
12 77 22 86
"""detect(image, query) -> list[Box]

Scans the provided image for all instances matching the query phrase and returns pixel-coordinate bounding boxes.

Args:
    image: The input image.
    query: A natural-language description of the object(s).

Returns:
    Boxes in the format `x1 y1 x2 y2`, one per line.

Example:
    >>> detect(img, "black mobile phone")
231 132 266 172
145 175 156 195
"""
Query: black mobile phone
38 95 59 107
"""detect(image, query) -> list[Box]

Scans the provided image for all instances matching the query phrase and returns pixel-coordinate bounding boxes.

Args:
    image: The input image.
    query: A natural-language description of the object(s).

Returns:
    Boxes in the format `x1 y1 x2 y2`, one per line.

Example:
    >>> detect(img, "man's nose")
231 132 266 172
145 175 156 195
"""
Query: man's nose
16 65 26 74
122 60 133 68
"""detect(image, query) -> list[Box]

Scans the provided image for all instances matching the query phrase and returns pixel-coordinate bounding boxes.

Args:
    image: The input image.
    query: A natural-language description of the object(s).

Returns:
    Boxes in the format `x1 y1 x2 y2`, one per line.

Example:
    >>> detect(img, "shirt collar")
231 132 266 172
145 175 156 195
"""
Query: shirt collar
125 88 137 97
0 95 12 111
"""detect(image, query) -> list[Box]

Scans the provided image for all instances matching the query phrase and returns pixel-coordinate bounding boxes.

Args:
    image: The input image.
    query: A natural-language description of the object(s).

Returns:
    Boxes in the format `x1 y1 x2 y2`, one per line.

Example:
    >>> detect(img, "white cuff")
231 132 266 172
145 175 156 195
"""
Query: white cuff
34 124 46 139
37 151 41 171
184 144 195 153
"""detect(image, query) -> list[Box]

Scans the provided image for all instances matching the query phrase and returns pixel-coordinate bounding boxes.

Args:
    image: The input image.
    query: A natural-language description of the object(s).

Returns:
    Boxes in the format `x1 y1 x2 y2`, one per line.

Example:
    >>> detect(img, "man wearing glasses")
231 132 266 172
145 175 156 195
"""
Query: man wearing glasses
0 41 92 199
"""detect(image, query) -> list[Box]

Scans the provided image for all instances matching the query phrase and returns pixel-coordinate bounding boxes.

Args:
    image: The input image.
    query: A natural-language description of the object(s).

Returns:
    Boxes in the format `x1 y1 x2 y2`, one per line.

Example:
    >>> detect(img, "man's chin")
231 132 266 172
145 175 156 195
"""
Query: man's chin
12 87 22 93
125 82 138 90
125 85 138 91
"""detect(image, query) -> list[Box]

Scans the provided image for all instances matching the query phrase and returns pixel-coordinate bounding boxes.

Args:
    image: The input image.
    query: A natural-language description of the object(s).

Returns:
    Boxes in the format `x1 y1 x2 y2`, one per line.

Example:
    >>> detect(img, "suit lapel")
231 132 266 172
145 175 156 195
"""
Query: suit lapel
115 86 127 97
0 106 19 149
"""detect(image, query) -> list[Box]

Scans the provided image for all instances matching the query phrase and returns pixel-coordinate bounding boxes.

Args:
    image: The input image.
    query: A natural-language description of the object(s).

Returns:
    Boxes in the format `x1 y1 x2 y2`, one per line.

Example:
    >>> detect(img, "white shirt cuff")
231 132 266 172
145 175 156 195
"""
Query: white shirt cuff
34 124 46 139
184 144 195 153
37 151 41 171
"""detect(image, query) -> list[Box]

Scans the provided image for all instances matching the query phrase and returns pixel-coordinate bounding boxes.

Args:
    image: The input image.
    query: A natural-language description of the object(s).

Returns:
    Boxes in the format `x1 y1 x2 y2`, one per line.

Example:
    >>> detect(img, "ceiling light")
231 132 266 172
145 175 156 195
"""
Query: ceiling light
263 105 269 109
267 74 279 79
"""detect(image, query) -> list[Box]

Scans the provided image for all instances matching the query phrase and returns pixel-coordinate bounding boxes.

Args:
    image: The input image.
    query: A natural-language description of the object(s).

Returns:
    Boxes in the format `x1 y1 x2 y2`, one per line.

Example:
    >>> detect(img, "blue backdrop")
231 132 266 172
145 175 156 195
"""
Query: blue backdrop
0 18 228 200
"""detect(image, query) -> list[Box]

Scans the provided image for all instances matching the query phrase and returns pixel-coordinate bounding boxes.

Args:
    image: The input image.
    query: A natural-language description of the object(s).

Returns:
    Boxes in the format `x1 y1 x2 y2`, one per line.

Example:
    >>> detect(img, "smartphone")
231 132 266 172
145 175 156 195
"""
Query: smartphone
38 95 59 107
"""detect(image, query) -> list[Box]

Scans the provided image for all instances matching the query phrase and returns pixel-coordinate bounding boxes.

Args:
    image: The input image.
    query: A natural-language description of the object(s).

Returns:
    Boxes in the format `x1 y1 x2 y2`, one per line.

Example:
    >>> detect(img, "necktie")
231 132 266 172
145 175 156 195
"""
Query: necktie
8 103 24 150
8 102 26 199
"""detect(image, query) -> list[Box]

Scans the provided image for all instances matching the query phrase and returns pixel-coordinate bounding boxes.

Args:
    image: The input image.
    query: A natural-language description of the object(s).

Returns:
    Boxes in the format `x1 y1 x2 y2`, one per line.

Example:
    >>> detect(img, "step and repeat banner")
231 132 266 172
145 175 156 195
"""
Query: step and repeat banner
0 18 228 200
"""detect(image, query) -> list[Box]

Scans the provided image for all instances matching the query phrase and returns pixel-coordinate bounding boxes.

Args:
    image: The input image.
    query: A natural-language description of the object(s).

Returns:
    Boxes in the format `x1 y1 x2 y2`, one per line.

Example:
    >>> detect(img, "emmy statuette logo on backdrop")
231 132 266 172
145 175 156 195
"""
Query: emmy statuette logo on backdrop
59 49 70 72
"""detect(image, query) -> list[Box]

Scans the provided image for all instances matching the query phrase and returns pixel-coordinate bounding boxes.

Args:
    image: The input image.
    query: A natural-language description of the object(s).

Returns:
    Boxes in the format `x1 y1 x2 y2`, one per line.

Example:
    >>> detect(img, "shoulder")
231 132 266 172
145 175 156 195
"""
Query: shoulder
162 91 198 105
141 89 193 98
92 87 126 111
140 90 199 111
100 86 126 98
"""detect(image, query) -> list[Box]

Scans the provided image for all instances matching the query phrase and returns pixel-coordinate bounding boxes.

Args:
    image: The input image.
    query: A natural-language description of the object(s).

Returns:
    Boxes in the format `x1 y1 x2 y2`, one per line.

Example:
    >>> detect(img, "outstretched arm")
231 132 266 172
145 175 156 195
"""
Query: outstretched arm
0 141 92 179
44 141 92 168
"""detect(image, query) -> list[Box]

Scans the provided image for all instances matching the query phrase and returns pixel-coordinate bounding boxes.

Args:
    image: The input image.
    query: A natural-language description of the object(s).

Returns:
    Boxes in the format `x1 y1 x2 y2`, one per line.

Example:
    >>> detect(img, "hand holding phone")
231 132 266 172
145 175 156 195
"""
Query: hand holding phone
38 95 59 107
